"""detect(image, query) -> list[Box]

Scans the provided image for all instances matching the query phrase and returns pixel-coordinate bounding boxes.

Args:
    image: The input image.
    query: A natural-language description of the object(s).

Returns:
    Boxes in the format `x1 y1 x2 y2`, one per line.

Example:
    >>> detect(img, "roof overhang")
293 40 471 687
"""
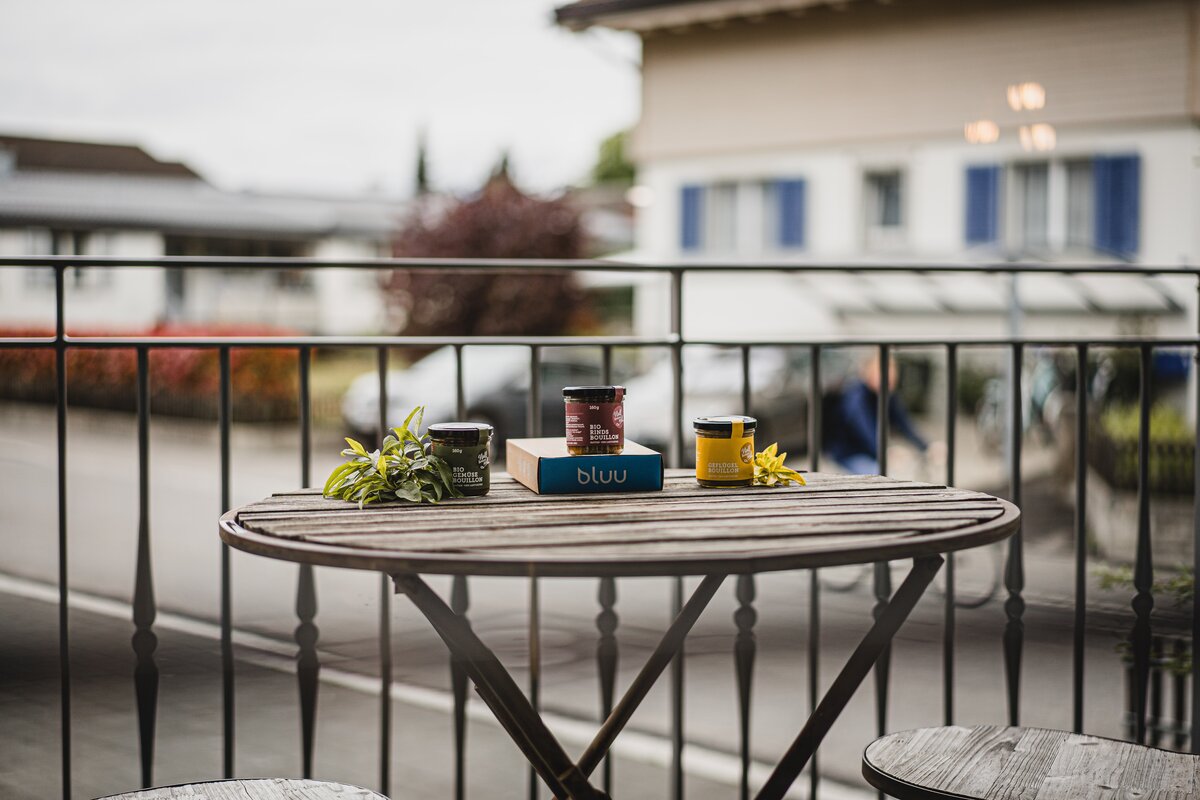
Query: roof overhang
555 0 866 32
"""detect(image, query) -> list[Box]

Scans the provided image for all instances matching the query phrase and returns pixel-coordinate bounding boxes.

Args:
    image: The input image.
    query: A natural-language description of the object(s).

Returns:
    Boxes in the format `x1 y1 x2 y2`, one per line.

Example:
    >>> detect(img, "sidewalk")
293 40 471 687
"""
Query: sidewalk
4 581 882 800
4 590 755 800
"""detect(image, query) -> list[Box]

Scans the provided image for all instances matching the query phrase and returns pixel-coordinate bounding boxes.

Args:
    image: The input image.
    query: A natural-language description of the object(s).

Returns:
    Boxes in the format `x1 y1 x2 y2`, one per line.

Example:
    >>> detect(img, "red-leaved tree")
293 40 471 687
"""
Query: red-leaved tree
382 175 588 336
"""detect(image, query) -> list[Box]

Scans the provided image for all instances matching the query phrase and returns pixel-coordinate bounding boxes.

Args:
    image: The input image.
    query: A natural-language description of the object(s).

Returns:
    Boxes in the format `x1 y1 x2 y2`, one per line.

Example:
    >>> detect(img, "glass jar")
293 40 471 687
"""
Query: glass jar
428 423 493 497
563 385 626 455
693 416 756 487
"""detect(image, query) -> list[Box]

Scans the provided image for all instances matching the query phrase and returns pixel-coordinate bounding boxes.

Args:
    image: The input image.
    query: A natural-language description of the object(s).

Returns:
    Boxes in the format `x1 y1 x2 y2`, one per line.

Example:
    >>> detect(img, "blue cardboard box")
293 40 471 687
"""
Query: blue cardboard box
506 438 664 494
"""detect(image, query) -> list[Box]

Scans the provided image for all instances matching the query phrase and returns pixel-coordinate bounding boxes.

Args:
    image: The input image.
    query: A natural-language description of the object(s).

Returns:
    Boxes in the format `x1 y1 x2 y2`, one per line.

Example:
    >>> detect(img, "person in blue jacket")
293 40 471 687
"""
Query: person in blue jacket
826 354 933 475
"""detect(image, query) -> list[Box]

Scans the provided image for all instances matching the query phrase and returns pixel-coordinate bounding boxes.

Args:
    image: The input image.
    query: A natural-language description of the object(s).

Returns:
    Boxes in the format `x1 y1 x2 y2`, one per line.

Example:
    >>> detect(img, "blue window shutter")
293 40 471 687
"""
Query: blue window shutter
965 165 1000 245
776 179 806 248
680 185 703 250
1094 155 1140 257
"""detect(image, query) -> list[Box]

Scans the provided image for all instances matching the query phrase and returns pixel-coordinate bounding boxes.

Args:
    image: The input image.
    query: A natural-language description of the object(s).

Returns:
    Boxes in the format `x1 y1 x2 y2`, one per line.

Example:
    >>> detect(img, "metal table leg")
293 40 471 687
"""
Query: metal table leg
394 572 726 800
397 558 938 800
756 555 945 800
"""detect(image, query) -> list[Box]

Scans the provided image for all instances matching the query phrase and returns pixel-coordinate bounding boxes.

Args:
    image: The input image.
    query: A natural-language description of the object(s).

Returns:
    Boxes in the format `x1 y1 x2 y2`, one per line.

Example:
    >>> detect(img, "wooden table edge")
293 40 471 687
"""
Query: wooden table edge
92 777 387 800
219 499 1020 579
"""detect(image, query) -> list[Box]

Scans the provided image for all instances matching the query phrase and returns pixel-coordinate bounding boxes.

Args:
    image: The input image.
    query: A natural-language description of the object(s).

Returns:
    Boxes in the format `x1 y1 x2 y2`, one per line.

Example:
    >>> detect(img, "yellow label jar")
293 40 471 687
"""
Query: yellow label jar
693 416 756 487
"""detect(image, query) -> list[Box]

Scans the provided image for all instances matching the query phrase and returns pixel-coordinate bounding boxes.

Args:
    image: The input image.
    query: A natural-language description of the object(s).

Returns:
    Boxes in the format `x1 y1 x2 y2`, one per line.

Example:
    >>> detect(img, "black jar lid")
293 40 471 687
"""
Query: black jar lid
428 422 493 445
693 415 757 434
562 385 626 402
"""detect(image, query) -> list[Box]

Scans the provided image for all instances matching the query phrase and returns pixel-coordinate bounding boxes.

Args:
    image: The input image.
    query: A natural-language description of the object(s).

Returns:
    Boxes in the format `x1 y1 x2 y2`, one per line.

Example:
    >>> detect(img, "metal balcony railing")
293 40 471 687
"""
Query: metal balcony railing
1 255 1198 800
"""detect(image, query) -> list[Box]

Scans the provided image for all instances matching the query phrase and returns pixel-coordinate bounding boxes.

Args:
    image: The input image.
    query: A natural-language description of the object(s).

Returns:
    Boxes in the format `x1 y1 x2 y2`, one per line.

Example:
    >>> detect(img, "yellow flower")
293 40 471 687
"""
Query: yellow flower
753 442 806 487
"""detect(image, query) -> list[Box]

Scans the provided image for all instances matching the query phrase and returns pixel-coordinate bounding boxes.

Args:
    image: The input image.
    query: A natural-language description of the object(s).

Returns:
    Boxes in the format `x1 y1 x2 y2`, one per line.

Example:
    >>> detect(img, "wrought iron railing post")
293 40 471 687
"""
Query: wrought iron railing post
1131 344 1155 743
377 346 392 795
450 343 470 800
669 268 684 469
1073 343 1088 733
132 347 159 787
807 343 821 800
527 344 542 800
450 575 470 800
218 347 234 777
873 345 892 758
733 343 757 800
669 267 685 800
943 343 957 726
53 262 72 800
295 345 319 778
1150 637 1165 748
1173 638 1188 751
734 574 756 800
1003 342 1025 726
1193 284 1200 754
528 577 541 800
596 578 618 794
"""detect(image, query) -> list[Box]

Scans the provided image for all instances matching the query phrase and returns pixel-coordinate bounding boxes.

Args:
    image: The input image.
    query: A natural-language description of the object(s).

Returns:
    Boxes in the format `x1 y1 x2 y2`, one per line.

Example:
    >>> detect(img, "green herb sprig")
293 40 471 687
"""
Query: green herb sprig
753 442 806 487
324 406 462 507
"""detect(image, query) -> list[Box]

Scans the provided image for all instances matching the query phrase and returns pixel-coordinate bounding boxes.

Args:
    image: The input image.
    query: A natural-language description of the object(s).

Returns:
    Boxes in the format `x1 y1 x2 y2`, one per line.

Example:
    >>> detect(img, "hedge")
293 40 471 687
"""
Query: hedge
1089 404 1195 495
0 325 299 421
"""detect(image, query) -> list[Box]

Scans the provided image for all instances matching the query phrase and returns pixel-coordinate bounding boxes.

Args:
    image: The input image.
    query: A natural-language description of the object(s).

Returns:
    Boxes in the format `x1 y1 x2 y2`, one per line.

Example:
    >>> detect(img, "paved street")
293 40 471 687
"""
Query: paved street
0 402 1162 799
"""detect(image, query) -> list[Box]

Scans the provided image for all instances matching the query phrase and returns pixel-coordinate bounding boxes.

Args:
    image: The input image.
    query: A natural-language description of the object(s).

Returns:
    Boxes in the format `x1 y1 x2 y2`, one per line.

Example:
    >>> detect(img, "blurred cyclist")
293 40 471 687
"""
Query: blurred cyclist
825 354 938 475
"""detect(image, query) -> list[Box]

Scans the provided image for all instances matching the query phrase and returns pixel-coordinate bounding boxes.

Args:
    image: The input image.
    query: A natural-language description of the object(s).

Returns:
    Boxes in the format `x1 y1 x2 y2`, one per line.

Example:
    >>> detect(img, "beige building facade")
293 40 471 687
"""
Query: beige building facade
559 0 1200 339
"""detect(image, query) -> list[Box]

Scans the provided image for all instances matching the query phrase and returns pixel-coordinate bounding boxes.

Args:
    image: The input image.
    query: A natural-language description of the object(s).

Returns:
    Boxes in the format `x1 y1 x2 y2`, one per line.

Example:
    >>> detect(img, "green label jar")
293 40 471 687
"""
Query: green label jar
428 423 493 497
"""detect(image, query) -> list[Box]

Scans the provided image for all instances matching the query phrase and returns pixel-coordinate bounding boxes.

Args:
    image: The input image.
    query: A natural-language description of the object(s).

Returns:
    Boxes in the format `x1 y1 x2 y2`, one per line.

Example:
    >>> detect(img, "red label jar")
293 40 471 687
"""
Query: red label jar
563 385 625 455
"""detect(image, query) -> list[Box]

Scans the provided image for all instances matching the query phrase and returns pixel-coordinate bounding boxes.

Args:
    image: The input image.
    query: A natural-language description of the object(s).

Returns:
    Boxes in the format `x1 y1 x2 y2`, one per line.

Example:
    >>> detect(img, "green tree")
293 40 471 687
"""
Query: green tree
414 128 430 196
490 149 512 185
591 130 635 184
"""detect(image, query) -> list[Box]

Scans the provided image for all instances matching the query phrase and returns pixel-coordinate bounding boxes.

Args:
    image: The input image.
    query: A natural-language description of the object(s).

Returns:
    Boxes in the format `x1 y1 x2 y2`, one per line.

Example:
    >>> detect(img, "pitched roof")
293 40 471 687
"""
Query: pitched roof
0 170 408 239
555 0 860 31
555 0 691 27
0 134 201 179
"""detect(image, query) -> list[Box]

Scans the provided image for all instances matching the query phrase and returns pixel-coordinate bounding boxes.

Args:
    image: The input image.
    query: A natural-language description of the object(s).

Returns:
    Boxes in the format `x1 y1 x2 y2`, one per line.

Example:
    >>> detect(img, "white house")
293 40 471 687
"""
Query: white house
557 0 1199 341
0 134 406 334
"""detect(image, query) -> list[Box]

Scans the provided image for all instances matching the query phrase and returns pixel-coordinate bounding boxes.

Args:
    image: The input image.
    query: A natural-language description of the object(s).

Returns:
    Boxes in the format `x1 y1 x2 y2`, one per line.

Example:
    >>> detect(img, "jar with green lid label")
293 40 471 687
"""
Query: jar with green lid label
693 416 756 487
428 423 493 496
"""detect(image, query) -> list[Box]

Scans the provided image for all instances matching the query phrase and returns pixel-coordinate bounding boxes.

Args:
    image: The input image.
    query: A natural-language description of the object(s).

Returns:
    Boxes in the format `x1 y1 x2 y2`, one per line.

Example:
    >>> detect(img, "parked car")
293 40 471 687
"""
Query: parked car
341 345 602 454
622 346 811 461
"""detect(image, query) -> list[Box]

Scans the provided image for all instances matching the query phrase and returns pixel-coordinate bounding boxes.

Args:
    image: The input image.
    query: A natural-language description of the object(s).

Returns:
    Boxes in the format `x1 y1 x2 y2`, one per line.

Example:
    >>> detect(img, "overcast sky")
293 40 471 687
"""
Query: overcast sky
0 1 640 196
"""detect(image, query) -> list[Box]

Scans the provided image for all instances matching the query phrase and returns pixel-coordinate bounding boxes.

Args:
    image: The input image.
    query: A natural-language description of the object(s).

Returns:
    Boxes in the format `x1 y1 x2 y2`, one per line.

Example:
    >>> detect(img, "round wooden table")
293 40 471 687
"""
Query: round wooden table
221 470 1019 800
96 778 387 799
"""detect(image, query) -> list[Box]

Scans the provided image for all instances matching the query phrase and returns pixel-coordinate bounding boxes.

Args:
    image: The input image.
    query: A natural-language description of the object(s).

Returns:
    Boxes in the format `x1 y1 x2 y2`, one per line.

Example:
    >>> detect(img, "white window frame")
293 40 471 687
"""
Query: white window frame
863 168 907 252
1000 157 1099 259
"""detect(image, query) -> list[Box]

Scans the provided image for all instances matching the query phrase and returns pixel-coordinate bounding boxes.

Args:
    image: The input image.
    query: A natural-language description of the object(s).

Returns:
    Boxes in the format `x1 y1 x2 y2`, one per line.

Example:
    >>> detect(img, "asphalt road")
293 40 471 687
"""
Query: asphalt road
0 402 1155 798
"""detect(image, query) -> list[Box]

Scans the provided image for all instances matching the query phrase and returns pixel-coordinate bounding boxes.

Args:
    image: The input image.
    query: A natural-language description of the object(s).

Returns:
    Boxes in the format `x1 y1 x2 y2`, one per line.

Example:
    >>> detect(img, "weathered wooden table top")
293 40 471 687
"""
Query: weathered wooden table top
219 470 1019 578
863 725 1198 800
96 778 386 800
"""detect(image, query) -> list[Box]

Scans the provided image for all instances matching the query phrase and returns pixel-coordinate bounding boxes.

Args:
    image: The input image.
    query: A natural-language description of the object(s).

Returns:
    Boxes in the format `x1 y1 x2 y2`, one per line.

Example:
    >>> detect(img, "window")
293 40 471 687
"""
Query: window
678 182 738 253
680 185 703 251
962 155 1139 258
764 179 806 250
22 228 105 289
704 183 738 253
965 166 1001 246
1065 160 1093 249
22 228 54 289
864 171 904 248
1010 163 1049 252
1094 155 1140 257
681 177 808 255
